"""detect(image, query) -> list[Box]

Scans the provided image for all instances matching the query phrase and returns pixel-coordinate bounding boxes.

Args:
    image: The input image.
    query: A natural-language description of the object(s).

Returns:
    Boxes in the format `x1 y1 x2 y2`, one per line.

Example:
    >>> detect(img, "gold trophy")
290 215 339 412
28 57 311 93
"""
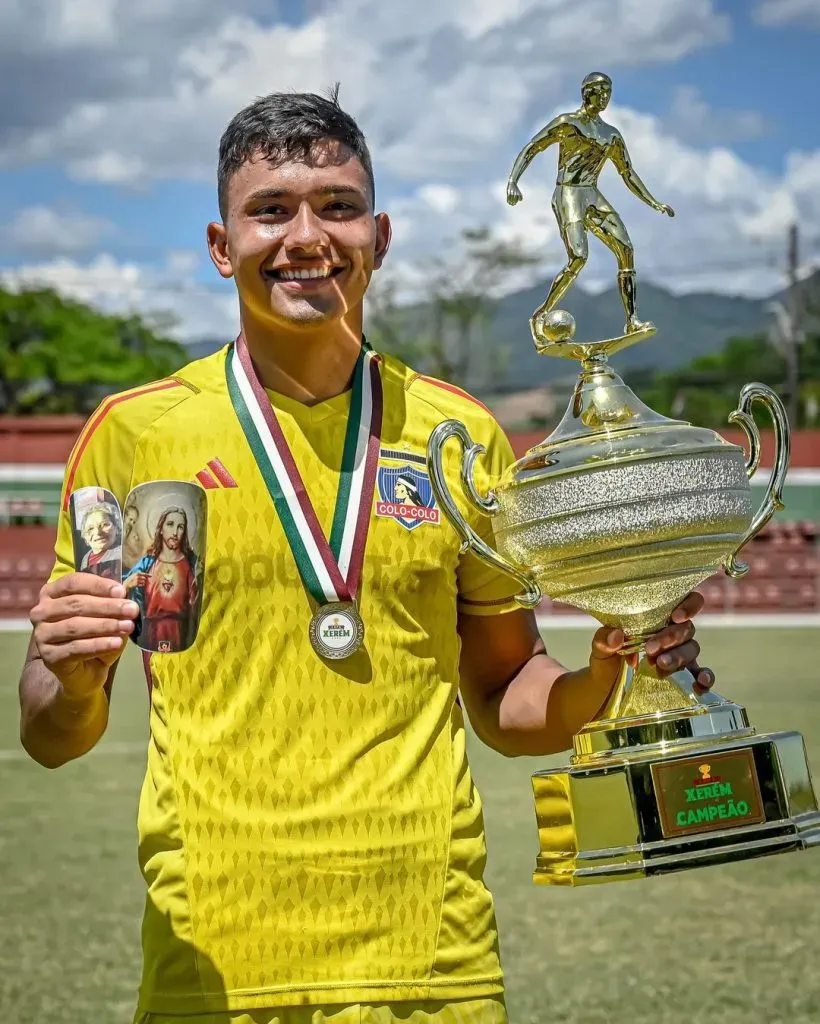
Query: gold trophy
427 72 820 885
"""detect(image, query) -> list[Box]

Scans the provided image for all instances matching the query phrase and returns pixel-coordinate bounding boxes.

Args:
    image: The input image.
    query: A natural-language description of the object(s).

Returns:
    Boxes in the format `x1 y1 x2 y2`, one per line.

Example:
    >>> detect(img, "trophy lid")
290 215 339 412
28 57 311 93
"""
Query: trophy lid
509 359 742 486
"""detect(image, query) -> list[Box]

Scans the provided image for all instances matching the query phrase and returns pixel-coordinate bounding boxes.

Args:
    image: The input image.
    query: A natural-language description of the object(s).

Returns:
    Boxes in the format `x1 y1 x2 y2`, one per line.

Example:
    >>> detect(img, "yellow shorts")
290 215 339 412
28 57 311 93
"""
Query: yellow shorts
137 997 507 1024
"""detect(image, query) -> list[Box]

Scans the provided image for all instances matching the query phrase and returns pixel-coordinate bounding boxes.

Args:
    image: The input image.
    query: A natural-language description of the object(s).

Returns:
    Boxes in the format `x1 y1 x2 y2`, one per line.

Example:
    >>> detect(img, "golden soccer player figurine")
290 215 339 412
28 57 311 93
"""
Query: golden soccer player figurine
506 71 674 348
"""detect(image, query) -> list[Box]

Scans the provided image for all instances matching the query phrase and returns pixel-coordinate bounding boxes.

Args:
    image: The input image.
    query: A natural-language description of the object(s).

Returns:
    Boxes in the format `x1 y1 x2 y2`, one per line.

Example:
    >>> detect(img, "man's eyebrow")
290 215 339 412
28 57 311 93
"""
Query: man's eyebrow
246 185 366 202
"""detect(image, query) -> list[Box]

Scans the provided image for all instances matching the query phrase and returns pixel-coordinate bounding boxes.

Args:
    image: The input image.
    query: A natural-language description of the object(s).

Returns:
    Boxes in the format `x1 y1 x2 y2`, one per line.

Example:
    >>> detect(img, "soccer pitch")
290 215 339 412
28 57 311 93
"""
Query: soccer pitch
2 627 820 1024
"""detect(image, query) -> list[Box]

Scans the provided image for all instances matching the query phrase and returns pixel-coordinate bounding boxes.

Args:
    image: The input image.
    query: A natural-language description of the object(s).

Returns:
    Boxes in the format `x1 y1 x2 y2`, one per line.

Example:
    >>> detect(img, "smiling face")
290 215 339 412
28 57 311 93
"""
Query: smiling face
208 140 391 333
82 509 116 554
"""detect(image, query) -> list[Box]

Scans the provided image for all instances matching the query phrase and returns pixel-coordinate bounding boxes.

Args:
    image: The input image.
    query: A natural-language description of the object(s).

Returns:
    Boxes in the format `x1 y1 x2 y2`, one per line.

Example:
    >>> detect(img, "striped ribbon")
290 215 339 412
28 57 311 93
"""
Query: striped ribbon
226 334 383 606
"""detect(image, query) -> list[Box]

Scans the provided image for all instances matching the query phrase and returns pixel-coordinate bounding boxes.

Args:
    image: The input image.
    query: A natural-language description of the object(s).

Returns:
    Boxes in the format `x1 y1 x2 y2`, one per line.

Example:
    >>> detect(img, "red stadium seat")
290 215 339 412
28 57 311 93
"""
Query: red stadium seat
800 521 818 542
739 583 763 608
700 583 726 609
747 553 771 576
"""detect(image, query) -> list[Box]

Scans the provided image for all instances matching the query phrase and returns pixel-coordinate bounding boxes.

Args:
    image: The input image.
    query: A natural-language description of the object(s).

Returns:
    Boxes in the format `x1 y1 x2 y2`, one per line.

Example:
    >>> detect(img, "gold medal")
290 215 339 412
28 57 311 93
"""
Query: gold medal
308 603 365 660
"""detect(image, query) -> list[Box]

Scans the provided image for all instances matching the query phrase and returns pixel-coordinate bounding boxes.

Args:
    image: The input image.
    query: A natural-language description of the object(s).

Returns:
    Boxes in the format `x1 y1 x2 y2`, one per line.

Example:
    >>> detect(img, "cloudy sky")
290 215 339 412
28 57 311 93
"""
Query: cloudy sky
0 0 818 340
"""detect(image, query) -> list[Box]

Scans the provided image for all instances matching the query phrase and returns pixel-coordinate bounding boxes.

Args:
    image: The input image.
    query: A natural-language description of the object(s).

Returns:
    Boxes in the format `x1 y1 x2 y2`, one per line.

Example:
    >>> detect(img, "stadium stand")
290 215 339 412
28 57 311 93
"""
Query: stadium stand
0 418 818 620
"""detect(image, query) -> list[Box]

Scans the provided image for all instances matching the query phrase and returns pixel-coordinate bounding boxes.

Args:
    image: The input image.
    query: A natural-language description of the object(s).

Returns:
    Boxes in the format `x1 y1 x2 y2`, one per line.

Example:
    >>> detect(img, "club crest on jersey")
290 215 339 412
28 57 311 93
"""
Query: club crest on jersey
375 464 440 531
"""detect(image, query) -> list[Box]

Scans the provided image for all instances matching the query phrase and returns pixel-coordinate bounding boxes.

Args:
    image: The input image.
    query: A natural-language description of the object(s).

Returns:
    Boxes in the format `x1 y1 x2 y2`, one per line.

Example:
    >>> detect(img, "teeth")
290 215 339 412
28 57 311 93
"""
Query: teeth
274 267 336 280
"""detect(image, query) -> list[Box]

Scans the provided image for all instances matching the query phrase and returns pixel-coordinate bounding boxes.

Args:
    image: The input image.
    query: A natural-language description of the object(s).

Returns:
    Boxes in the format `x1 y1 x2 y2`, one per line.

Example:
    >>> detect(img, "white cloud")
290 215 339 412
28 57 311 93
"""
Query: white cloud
1 0 817 340
418 185 461 215
70 151 148 185
383 101 820 302
6 102 819 341
0 252 238 341
0 0 730 186
754 0 820 27
45 0 119 48
1 205 115 256
667 85 769 145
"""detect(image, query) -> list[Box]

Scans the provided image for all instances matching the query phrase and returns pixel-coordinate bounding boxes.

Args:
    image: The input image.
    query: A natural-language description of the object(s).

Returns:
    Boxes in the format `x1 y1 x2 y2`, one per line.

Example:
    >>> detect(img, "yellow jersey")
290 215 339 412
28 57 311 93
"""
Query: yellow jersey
49 346 521 1015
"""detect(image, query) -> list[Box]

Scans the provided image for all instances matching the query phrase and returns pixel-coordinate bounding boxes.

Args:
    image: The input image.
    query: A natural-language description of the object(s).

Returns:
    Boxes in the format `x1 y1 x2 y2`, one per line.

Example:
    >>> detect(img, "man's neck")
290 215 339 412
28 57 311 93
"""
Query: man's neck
240 313 364 407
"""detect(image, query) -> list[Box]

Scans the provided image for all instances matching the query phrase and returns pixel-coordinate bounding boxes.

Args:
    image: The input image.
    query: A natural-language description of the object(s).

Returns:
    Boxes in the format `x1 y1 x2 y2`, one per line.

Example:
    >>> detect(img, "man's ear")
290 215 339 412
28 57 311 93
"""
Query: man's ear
207 221 233 279
373 212 392 270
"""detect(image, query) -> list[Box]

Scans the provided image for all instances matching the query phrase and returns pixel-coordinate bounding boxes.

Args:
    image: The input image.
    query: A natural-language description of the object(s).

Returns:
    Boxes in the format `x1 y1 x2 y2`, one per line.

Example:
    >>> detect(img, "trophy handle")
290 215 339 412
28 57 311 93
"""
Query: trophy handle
724 383 790 579
427 419 542 609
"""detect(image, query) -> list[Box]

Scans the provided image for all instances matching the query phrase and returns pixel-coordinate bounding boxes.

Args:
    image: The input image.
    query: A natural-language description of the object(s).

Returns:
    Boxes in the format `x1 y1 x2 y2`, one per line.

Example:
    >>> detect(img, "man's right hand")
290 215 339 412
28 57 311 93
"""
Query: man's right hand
29 574 139 704
506 180 523 206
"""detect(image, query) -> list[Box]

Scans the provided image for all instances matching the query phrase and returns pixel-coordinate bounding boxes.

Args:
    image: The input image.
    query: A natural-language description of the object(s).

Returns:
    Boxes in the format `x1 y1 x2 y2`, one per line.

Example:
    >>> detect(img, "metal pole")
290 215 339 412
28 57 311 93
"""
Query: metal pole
786 223 800 426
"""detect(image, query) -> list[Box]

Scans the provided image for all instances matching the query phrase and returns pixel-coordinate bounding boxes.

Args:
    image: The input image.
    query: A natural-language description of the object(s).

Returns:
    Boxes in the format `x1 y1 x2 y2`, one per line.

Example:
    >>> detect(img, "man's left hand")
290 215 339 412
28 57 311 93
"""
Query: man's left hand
589 590 714 693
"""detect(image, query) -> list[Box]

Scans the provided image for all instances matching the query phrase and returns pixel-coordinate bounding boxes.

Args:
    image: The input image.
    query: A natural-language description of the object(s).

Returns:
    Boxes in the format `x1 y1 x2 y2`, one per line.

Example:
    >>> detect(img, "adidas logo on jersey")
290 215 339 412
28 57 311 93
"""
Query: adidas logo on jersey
195 458 238 490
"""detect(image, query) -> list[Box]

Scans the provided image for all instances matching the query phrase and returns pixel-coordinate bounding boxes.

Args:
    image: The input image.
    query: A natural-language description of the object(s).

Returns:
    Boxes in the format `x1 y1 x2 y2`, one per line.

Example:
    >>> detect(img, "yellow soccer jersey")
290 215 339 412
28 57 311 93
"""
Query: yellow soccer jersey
49 346 523 1016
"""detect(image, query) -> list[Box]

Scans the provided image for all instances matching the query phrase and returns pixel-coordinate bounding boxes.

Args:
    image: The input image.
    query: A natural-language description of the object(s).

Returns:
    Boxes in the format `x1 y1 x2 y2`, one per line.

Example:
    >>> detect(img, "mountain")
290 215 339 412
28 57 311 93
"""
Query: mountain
183 338 229 363
471 280 770 392
180 272 819 392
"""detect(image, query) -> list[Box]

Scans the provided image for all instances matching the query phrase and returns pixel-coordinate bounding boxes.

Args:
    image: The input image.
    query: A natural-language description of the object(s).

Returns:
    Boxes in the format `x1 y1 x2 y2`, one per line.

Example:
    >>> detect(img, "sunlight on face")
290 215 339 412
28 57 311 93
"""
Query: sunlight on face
211 141 390 334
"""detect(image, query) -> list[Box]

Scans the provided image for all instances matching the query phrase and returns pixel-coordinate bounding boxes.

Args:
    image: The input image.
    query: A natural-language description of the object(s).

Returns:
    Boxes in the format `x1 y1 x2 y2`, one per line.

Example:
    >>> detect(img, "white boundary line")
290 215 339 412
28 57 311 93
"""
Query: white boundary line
0 464 66 482
536 612 820 629
775 469 820 485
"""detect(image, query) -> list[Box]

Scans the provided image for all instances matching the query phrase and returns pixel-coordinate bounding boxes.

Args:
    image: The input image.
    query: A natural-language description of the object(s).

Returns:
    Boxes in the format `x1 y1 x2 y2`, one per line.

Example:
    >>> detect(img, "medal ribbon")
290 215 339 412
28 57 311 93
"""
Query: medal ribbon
226 334 383 607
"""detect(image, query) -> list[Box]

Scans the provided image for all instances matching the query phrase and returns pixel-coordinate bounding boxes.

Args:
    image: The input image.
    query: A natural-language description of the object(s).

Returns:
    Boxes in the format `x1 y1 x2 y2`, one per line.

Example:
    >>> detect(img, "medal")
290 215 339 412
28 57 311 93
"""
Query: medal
309 602 365 660
226 334 382 659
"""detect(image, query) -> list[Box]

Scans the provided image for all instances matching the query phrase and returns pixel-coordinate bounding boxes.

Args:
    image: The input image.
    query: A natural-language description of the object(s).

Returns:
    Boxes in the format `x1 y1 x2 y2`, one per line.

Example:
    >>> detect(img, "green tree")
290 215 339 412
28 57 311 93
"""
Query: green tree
364 275 427 368
365 227 540 389
427 227 539 388
640 330 820 428
0 287 186 414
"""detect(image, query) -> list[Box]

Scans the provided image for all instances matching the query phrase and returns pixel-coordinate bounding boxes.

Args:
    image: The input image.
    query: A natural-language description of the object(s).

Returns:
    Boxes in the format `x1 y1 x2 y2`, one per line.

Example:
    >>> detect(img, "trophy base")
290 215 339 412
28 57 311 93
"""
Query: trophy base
530 321 657 364
532 723 820 886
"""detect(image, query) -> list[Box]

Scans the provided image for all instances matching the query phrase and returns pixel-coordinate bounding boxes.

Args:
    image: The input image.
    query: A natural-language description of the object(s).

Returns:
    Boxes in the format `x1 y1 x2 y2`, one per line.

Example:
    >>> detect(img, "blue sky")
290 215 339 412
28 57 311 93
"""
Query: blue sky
0 0 818 339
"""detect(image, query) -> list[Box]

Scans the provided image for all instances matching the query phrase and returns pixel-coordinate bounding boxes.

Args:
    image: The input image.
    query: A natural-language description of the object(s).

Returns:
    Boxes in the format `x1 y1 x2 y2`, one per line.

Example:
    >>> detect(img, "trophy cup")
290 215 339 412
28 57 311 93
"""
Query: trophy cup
427 72 820 885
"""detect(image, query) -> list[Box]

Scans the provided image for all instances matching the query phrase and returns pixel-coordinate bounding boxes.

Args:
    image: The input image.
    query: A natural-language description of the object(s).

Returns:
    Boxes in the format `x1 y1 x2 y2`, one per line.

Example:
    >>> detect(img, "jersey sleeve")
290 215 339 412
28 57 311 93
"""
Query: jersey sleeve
456 419 527 617
48 378 194 587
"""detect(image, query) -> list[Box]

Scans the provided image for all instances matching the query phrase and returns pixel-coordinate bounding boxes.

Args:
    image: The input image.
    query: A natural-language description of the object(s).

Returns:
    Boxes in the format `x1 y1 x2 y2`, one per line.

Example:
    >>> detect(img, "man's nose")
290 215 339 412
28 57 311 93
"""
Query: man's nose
286 201 330 252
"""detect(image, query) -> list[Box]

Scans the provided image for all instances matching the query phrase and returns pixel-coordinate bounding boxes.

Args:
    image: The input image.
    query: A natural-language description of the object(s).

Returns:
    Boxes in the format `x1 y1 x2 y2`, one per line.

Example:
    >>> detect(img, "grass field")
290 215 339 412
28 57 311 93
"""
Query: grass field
2 626 820 1024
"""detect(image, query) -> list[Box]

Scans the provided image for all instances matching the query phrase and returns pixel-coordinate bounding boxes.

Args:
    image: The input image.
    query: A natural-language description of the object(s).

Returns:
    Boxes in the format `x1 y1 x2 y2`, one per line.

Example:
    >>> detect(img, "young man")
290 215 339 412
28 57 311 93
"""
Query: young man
19 91 711 1024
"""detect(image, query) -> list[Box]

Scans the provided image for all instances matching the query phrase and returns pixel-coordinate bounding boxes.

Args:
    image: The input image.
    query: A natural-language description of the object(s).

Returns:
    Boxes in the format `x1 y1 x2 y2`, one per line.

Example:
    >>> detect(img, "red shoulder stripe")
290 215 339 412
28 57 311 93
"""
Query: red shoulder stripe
196 468 219 489
62 380 184 509
414 375 493 417
207 457 238 488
